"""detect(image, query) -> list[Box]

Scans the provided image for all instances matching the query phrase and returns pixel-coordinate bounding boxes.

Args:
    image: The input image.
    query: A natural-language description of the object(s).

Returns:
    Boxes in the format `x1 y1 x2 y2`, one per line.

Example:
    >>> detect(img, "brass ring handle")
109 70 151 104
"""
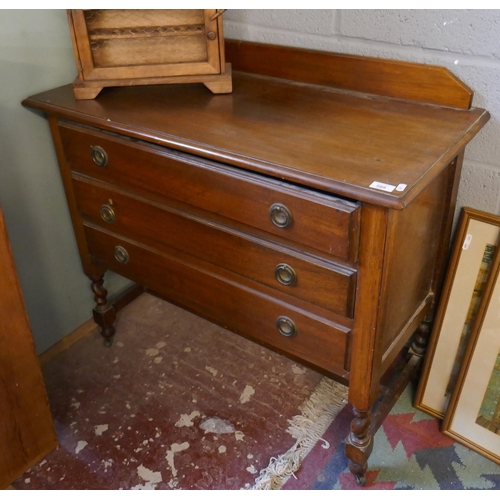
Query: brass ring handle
276 316 297 337
269 203 293 229
114 245 129 264
100 204 115 224
90 145 108 167
275 263 297 286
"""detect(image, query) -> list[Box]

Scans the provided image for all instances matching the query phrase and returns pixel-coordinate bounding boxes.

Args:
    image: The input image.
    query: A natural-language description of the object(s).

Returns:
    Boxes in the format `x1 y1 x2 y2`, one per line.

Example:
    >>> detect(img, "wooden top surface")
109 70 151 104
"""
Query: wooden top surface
23 70 489 209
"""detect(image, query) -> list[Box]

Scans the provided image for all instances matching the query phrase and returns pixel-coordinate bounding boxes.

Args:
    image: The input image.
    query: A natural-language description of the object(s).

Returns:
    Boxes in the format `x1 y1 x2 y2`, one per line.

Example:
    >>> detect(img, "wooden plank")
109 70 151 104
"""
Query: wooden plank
370 355 421 435
0 206 57 489
377 160 456 357
83 9 205 30
225 39 474 109
348 204 389 410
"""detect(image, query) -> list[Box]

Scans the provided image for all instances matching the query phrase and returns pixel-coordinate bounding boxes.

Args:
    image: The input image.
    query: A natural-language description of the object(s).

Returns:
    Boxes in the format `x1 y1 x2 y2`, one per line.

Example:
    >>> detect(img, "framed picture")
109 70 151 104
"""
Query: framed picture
414 207 500 418
442 246 500 465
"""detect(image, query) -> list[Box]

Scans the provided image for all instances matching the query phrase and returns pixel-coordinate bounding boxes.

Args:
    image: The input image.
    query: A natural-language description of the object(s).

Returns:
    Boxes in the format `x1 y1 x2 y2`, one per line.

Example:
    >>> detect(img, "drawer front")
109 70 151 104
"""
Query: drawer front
60 121 360 261
84 225 350 376
73 176 356 317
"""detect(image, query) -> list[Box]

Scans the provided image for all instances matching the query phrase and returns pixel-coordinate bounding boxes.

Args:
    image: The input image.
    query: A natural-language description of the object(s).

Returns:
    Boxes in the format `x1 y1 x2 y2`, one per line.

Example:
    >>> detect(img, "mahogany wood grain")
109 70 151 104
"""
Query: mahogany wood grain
60 121 360 261
380 298 432 375
343 204 388 483
48 117 106 282
0 206 57 489
72 176 356 317
370 355 421 436
22 75 488 209
348 204 389 410
225 40 474 109
378 160 456 356
429 152 465 313
84 224 350 375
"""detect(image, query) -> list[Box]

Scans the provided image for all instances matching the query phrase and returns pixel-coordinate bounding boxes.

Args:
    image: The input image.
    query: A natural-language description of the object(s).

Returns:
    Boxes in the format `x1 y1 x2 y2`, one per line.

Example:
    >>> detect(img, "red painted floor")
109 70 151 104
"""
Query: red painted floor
14 293 325 490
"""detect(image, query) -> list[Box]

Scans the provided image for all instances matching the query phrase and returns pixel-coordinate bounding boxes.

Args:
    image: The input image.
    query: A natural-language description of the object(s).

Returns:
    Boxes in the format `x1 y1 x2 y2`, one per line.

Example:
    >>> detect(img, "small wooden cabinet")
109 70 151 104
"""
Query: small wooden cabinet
67 9 232 99
23 41 489 485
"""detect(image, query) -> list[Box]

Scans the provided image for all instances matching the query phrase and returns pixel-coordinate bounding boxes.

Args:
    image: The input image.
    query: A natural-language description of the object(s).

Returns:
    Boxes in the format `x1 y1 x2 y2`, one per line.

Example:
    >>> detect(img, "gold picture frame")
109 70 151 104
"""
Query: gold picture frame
442 244 500 465
414 207 500 418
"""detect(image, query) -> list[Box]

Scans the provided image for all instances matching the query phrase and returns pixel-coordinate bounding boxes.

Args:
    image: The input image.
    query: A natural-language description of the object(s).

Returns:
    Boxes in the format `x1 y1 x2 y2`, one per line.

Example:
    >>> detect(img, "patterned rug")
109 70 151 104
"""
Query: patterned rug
282 385 500 490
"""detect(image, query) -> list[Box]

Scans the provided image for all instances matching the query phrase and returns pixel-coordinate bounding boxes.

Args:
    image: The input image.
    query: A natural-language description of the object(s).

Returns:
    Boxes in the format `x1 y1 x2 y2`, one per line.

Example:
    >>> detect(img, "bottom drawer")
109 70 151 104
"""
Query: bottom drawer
84 225 350 376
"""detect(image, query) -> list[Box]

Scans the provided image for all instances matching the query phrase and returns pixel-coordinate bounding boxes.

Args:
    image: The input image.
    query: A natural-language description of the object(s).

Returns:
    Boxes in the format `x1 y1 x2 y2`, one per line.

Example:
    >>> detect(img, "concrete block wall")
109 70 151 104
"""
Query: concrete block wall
224 9 500 221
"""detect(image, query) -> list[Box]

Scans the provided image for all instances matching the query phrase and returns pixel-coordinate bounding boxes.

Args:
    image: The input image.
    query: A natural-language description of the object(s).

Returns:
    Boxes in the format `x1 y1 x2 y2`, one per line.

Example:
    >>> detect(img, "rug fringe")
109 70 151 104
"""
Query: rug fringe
250 377 349 490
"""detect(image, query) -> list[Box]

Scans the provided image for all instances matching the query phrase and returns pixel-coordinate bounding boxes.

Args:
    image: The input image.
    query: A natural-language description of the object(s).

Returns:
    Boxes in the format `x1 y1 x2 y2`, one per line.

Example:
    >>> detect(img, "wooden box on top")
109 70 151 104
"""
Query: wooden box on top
67 9 232 99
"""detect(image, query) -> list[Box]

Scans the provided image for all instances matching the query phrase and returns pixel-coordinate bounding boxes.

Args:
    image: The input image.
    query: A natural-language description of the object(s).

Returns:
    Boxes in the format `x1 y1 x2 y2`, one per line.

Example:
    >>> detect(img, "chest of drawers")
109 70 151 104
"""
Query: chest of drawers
23 40 489 485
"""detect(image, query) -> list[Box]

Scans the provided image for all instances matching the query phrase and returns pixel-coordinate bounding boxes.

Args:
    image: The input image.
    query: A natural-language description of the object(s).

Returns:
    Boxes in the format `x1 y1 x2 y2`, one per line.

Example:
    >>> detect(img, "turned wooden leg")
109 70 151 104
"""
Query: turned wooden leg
411 320 432 357
344 408 373 486
90 276 116 347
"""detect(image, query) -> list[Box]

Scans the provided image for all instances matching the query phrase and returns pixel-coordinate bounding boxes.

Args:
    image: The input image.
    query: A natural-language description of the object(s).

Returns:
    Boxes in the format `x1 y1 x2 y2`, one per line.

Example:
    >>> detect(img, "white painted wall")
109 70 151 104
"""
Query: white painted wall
0 10 131 354
1 10 498 353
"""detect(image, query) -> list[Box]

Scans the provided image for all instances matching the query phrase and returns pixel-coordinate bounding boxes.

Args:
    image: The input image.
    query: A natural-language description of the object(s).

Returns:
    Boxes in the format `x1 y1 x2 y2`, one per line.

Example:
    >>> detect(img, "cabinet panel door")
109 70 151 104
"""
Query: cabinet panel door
70 9 222 81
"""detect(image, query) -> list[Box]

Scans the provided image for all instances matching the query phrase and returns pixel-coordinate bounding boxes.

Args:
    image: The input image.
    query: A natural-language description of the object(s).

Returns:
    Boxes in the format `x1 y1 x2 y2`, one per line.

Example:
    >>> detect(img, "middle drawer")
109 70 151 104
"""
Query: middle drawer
73 175 356 317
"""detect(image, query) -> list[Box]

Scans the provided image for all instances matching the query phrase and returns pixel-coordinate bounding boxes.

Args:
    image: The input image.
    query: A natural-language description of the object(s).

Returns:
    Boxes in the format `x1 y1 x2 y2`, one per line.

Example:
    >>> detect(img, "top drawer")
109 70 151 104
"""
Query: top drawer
58 121 361 261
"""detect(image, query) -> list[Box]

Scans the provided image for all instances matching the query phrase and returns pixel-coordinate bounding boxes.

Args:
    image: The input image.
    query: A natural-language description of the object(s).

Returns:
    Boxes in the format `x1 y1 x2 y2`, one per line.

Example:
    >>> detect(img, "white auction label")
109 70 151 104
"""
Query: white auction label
462 234 473 250
369 181 396 193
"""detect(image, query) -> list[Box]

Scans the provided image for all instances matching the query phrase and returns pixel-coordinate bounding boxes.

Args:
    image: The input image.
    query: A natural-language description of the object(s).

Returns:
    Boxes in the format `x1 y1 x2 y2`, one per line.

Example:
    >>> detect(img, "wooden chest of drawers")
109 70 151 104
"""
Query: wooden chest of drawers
61 119 357 375
23 41 489 485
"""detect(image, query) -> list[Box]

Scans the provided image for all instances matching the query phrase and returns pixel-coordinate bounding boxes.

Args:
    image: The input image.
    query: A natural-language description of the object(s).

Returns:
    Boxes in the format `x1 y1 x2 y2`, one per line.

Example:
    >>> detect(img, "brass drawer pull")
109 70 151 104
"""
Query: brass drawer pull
275 263 297 286
100 204 115 224
276 316 297 337
90 145 108 167
269 203 293 228
114 245 129 264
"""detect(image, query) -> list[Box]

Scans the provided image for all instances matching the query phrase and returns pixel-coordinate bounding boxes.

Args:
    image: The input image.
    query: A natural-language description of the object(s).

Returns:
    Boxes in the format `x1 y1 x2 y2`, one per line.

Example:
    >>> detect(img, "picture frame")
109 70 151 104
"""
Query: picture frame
414 207 500 418
442 245 500 465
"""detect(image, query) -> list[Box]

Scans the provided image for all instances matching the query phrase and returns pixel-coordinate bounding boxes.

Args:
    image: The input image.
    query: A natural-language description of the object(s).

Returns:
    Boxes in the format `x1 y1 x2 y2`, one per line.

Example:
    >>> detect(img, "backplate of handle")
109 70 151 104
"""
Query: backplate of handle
275 263 297 286
269 203 293 228
91 145 108 167
114 245 129 264
276 316 297 337
100 204 115 224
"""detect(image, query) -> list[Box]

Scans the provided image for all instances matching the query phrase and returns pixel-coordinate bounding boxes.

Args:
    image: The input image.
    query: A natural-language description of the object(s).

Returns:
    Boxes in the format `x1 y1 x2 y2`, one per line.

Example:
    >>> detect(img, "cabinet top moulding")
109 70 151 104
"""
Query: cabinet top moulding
22 41 489 210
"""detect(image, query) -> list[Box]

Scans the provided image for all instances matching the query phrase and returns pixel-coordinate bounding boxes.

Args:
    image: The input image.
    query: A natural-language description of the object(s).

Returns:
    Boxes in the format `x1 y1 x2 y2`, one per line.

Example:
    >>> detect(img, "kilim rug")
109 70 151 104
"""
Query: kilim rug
13 292 347 490
283 385 500 490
